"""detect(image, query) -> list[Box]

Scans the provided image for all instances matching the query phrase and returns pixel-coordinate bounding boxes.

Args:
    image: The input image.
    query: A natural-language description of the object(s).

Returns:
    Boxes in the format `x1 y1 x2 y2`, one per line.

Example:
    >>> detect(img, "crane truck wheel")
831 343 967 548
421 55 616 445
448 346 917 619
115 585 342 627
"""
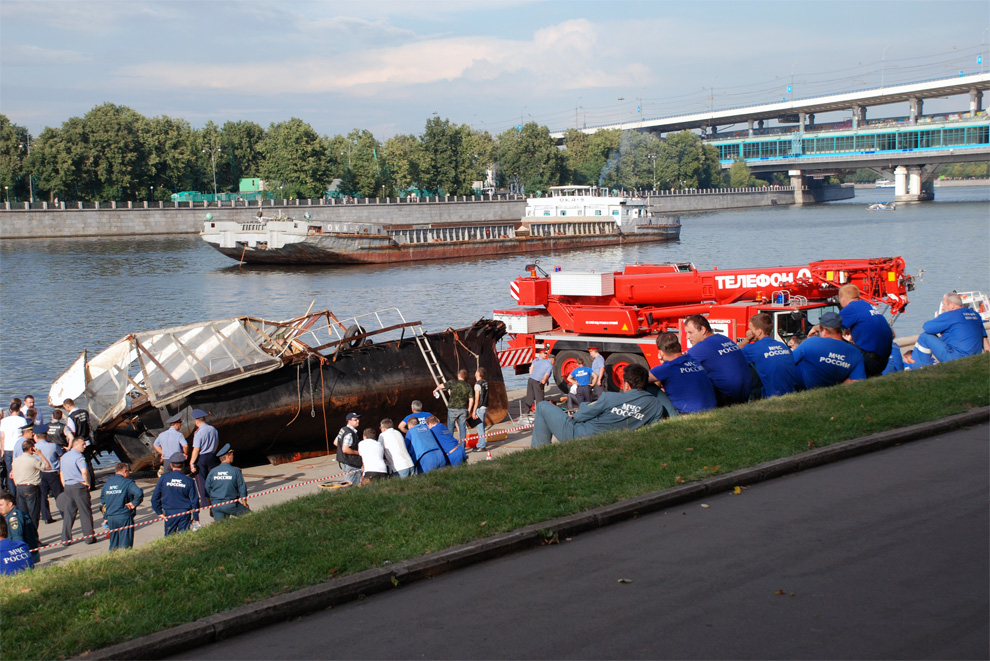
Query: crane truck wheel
605 352 649 391
552 350 591 393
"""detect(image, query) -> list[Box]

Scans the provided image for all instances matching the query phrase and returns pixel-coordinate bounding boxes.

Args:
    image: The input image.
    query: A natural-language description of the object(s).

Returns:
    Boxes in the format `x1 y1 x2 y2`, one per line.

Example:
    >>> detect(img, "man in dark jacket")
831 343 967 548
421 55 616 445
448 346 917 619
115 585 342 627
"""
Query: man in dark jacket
100 462 144 550
151 453 198 536
531 364 665 448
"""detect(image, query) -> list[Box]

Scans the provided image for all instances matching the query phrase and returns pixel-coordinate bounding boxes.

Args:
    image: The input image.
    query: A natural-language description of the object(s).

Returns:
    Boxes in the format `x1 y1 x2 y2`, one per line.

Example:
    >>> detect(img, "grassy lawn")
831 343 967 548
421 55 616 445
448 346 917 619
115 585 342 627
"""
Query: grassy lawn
2 355 987 659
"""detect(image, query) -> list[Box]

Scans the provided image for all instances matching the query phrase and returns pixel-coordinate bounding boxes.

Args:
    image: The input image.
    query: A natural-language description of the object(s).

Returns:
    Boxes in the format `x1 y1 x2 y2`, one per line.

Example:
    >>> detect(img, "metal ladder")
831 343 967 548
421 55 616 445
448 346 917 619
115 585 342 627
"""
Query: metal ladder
411 324 448 406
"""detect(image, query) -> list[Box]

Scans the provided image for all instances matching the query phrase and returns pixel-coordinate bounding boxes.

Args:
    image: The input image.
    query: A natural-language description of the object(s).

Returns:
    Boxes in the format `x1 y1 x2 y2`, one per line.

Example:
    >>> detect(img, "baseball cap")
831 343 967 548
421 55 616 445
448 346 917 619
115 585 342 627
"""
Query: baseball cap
819 311 843 329
345 412 360 421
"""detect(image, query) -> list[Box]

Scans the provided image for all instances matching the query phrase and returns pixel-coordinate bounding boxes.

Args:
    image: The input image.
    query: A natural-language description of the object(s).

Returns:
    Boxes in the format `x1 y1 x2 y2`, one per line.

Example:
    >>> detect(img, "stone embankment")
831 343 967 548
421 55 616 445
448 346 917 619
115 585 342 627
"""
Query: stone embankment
0 185 853 240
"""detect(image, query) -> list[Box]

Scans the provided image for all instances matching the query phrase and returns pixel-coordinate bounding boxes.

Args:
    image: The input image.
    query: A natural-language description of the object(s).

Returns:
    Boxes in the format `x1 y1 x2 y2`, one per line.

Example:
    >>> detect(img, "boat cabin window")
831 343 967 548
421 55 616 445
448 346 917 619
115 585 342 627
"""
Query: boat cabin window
595 210 602 216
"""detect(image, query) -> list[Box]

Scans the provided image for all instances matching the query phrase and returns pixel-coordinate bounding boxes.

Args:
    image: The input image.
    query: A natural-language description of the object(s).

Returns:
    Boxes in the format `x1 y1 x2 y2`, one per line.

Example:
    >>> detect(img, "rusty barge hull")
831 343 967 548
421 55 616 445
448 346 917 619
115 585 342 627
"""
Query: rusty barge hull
100 320 507 467
209 228 681 266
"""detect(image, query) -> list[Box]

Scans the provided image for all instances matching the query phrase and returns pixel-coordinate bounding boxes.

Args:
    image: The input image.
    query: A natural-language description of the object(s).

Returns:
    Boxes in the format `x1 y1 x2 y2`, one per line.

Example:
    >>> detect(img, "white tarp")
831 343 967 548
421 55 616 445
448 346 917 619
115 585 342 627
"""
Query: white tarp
48 351 88 408
50 317 286 426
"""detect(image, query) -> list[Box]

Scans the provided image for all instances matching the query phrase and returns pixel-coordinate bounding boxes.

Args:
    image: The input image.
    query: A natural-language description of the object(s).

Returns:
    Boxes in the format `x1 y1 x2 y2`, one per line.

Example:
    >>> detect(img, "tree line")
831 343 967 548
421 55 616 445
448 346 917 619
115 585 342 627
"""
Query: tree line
0 104 734 203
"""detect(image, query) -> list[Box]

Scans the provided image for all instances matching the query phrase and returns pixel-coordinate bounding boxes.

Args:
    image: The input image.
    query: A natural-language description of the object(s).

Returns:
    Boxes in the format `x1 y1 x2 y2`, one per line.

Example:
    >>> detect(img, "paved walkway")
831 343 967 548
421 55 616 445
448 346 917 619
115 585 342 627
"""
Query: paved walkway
174 423 989 660
36 389 536 566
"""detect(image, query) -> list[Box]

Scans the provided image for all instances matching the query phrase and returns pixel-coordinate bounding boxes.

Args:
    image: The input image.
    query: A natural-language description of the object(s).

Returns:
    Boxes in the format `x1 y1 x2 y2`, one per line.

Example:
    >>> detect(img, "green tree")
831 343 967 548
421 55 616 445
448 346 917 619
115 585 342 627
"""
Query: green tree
259 118 331 199
0 115 28 200
657 131 721 190
562 128 622 186
495 122 564 194
346 129 385 198
728 158 761 188
382 133 422 195
82 103 148 200
219 120 265 192
419 117 467 195
462 129 496 191
141 115 200 198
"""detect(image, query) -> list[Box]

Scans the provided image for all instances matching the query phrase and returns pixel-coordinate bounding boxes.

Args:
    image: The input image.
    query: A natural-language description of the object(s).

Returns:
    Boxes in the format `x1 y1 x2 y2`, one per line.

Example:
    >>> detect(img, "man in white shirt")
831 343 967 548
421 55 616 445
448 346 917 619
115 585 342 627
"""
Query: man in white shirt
0 399 27 498
379 418 415 479
358 428 389 483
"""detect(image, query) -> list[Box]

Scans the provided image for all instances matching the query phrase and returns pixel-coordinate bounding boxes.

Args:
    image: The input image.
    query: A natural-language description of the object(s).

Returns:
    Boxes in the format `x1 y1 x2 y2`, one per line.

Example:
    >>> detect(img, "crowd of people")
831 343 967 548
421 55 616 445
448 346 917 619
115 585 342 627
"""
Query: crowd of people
2 289 985 574
0 400 251 575
527 287 988 447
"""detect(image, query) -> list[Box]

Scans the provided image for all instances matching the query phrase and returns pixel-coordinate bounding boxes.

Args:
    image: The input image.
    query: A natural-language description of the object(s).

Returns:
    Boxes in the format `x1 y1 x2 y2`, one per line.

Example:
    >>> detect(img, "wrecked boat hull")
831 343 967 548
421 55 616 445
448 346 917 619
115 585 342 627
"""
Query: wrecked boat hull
98 320 508 469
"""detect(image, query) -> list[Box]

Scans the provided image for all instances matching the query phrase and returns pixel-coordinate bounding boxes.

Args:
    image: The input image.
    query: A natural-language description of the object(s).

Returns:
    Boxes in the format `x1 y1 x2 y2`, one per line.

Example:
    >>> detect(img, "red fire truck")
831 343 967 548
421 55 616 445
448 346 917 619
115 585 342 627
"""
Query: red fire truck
495 258 914 392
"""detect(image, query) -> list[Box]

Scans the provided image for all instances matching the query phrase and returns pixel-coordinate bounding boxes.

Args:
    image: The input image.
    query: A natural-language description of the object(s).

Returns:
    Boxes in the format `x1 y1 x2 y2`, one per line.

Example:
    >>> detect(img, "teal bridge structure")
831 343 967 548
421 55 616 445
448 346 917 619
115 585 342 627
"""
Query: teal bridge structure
708 114 989 202
551 73 990 202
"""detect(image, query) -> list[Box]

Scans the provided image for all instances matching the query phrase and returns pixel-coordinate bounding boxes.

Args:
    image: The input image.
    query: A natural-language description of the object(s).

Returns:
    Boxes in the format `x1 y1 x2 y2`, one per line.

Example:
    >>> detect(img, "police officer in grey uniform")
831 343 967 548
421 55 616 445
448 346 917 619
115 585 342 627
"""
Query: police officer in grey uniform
189 409 219 510
205 444 251 521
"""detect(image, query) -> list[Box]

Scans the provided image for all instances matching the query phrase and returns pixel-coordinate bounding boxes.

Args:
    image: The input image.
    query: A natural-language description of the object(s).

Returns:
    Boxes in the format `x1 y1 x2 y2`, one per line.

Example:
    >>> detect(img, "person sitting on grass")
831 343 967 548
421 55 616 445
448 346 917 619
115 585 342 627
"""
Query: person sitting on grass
0 515 33 575
531 364 665 448
648 332 717 415
911 292 989 367
791 312 866 389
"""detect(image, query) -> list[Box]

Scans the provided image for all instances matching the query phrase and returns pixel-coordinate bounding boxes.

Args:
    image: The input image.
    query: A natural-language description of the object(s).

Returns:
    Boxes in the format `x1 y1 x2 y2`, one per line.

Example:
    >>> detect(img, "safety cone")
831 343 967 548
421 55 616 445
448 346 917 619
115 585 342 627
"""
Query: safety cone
486 450 492 460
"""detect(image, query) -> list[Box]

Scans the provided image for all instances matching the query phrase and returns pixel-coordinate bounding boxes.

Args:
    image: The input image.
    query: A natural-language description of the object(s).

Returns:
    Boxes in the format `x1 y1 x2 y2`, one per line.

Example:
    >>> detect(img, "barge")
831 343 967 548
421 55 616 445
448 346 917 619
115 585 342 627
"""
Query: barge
200 186 681 265
48 308 507 469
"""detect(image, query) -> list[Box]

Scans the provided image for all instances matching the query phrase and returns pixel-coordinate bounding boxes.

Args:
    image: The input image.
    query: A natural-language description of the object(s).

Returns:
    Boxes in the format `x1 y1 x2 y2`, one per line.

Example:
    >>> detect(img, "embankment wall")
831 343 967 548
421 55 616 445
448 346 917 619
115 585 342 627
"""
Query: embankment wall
0 186 853 239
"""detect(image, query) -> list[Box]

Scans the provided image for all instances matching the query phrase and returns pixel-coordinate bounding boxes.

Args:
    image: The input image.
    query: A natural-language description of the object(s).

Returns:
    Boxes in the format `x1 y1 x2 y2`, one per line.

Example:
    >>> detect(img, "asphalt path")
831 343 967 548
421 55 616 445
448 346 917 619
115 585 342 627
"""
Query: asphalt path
177 424 989 660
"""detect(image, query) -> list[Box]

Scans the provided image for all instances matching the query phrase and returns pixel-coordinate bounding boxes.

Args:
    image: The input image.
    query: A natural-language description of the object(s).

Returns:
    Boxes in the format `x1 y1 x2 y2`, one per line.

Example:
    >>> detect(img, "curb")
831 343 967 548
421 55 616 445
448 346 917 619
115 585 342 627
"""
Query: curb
87 407 989 660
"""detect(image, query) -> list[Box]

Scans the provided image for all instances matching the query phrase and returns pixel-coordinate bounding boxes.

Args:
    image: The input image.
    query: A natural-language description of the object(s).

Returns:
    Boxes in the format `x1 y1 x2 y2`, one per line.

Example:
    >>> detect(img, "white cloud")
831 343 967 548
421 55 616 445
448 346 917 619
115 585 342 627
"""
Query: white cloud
1 43 92 66
116 18 653 95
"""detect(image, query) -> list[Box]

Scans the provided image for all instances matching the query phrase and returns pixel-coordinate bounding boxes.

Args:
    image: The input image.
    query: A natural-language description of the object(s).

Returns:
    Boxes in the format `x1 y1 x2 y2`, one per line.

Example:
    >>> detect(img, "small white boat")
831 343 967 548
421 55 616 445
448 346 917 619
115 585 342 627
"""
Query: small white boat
867 202 896 211
875 179 894 189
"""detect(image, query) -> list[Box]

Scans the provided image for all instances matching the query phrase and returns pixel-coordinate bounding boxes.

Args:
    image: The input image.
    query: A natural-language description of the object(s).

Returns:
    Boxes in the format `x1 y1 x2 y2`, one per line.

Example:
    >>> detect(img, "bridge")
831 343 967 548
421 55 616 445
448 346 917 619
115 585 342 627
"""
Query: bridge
551 74 990 202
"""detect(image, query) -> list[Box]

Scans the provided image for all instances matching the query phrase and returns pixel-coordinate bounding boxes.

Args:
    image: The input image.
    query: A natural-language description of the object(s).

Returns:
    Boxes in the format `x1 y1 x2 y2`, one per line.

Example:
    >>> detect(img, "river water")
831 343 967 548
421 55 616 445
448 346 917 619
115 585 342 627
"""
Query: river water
2 186 987 421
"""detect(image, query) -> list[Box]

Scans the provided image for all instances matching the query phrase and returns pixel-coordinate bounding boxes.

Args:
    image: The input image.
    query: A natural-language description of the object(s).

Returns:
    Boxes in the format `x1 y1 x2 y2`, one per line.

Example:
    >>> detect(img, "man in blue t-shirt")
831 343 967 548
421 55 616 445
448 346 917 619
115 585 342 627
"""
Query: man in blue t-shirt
792 312 867 389
912 292 989 367
737 313 803 398
838 285 894 377
649 332 717 414
398 401 434 434
684 315 751 406
566 358 594 408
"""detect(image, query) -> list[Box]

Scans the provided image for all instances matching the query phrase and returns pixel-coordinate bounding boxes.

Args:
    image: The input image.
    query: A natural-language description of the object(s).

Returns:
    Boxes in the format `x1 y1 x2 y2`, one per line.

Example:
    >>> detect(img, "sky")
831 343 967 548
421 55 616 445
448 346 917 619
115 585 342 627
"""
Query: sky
2 0 988 140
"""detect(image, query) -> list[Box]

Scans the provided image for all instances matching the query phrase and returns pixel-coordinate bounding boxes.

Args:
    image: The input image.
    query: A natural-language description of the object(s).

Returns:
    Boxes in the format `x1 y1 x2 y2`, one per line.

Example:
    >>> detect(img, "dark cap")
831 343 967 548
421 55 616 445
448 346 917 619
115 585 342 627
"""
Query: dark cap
191 408 208 419
33 424 50 435
345 412 360 421
169 452 186 464
166 412 183 425
819 311 843 329
216 443 232 458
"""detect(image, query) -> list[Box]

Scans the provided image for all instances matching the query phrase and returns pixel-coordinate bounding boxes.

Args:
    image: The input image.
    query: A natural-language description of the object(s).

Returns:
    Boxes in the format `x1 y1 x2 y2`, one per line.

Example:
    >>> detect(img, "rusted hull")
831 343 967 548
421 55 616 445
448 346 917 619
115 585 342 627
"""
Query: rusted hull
99 320 507 466
209 228 681 265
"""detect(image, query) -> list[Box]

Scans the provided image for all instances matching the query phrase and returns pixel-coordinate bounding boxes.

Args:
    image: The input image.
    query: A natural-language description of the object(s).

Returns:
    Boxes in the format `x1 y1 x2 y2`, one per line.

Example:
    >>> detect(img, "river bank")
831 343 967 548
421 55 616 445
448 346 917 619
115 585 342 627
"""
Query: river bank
2 355 986 660
0 185 849 239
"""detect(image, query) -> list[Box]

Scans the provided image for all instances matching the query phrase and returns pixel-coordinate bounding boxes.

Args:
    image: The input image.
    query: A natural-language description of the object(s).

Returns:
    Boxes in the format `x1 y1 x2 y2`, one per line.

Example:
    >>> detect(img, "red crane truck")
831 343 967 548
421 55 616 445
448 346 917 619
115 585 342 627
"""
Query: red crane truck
494 258 914 392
